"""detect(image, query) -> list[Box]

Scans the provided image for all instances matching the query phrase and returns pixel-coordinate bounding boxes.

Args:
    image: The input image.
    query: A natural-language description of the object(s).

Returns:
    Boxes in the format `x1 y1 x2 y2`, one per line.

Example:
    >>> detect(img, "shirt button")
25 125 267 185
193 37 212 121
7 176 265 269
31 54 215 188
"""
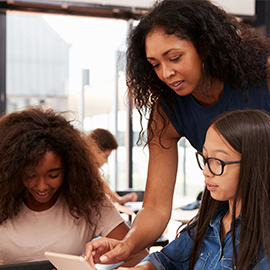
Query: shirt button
200 253 203 256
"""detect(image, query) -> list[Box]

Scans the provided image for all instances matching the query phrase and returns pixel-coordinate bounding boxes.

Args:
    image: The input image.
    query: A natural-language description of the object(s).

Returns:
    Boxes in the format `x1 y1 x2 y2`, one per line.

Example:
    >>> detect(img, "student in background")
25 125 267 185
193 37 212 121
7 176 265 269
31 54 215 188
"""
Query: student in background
87 109 270 269
87 128 138 205
0 106 148 265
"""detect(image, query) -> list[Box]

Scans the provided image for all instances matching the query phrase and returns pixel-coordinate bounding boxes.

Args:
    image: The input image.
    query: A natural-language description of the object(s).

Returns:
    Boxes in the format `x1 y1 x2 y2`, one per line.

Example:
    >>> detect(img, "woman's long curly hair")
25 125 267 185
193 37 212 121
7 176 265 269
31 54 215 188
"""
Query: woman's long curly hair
0 106 106 225
126 0 270 146
181 109 270 269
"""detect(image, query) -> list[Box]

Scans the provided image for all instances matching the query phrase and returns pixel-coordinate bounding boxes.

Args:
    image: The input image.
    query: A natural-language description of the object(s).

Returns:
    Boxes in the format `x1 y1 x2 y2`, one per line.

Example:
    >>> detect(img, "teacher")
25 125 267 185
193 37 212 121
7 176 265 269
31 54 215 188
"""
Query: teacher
84 0 270 265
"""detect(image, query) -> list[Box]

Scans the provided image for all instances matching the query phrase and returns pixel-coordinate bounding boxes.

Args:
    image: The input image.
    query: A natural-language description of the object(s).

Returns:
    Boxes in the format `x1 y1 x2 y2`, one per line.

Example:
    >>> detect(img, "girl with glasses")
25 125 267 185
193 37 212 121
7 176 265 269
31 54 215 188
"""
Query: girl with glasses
103 109 270 270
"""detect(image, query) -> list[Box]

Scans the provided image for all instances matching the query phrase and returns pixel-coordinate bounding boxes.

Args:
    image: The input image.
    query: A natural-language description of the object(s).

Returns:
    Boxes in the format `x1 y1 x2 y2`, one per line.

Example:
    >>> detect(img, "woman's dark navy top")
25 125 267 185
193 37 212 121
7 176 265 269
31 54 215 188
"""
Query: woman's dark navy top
162 81 270 151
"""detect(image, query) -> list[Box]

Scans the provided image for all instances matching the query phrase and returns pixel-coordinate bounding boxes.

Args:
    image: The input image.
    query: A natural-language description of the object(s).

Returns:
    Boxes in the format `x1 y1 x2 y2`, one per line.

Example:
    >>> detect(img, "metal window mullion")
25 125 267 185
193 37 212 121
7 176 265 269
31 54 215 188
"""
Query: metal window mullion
0 11 6 116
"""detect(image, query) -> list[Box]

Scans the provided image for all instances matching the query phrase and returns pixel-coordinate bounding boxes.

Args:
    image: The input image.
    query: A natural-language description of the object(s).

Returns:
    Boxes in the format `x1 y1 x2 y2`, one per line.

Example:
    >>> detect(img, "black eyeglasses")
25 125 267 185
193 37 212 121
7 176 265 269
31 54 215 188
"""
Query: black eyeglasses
196 152 241 176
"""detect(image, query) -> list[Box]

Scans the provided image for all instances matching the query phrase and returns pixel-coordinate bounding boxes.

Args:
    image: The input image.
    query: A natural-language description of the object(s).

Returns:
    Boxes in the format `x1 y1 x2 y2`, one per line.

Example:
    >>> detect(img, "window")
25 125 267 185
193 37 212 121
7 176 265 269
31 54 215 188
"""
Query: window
5 9 206 199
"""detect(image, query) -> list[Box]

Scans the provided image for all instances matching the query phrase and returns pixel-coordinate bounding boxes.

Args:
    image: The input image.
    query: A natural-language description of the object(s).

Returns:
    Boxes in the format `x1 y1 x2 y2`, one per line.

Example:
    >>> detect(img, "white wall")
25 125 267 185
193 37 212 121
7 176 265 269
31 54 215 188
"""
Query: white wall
212 0 255 16
63 0 155 8
66 0 255 16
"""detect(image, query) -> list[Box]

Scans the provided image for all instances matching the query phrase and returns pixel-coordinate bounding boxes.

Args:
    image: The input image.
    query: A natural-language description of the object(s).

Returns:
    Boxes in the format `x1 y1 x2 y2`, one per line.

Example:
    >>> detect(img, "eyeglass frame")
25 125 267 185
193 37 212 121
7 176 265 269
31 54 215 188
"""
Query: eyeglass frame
195 151 241 176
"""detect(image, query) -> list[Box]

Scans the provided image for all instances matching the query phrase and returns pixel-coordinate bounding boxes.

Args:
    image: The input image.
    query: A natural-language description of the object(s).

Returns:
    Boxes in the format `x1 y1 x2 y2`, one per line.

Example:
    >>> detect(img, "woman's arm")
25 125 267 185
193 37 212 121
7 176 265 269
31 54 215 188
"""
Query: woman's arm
122 108 181 255
84 108 181 266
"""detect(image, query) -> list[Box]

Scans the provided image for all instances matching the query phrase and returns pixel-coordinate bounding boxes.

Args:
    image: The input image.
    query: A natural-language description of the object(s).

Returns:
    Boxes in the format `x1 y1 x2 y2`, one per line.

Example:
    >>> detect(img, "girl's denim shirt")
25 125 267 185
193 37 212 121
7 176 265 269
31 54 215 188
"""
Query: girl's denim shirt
142 206 268 270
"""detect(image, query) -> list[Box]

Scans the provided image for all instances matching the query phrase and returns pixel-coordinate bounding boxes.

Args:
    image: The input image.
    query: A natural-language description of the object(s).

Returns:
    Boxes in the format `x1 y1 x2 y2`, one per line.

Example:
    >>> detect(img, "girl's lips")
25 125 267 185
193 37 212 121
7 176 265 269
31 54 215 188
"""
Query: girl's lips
36 191 49 198
206 184 218 191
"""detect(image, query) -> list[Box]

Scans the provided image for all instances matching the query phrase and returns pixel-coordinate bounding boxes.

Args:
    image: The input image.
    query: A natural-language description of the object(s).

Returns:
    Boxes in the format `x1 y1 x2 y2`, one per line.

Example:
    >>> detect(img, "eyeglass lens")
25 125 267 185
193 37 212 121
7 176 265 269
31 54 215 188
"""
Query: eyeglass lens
197 153 223 175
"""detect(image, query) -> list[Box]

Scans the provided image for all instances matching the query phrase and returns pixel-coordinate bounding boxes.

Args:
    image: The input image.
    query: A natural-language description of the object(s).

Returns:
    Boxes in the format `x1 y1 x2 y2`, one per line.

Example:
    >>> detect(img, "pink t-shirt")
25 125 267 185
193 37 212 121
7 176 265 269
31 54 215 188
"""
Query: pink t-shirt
0 195 124 264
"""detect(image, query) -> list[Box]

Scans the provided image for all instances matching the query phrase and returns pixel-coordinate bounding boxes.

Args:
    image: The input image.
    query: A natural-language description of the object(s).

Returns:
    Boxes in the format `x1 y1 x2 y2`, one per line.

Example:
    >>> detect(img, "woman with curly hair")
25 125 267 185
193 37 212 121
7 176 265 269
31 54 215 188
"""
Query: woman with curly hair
84 0 270 266
0 106 148 265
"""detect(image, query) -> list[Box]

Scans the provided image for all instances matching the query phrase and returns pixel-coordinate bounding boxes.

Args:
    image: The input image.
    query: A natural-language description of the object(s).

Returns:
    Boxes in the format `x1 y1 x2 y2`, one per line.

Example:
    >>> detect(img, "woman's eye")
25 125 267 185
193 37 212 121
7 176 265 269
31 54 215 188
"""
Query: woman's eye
170 56 180 62
152 63 160 69
49 174 60 179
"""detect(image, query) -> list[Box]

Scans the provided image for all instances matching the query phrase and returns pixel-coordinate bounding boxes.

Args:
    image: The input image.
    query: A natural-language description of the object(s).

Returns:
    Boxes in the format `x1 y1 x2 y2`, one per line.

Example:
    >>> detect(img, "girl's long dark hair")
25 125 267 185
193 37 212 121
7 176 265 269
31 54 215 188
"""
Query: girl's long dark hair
126 0 270 146
0 106 106 225
183 109 270 269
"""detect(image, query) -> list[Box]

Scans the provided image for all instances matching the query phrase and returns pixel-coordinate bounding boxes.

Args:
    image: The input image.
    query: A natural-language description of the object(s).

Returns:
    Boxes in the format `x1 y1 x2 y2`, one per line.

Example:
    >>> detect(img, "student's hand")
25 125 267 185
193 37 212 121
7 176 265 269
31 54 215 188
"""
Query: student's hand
83 237 131 268
118 192 138 205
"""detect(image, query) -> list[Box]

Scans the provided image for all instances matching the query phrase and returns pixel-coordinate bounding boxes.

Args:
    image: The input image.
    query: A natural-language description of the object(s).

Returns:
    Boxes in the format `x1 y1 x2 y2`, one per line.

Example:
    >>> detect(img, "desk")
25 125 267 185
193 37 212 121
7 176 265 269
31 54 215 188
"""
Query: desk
123 201 143 213
171 208 199 224
122 202 198 224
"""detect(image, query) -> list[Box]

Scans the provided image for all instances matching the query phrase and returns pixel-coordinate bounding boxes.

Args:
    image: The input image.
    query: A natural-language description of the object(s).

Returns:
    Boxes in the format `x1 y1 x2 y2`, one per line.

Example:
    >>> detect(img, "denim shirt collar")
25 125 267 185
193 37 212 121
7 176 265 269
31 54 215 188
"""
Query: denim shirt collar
209 203 241 244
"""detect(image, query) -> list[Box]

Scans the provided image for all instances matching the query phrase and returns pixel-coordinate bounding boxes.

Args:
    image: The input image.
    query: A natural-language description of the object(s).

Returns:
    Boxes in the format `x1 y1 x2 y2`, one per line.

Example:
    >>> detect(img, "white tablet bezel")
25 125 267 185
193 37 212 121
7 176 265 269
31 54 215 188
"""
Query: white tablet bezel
44 251 94 270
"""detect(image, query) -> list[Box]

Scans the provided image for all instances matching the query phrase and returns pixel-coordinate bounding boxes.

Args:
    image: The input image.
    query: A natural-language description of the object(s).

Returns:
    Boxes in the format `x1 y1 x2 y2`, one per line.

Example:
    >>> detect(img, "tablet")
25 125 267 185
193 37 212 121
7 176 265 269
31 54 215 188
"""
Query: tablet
44 251 94 270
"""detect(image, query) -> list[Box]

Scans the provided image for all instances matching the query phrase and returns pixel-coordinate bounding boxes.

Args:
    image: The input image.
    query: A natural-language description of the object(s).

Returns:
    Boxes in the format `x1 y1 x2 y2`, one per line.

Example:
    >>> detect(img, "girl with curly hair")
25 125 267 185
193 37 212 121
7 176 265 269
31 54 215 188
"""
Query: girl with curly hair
109 109 270 269
84 0 270 266
0 106 148 265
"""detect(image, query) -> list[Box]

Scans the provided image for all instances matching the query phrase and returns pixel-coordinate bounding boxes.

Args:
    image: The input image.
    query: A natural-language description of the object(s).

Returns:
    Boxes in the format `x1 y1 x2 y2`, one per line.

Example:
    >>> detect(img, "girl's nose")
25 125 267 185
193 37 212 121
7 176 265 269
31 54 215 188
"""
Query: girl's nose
202 163 213 177
36 178 48 191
